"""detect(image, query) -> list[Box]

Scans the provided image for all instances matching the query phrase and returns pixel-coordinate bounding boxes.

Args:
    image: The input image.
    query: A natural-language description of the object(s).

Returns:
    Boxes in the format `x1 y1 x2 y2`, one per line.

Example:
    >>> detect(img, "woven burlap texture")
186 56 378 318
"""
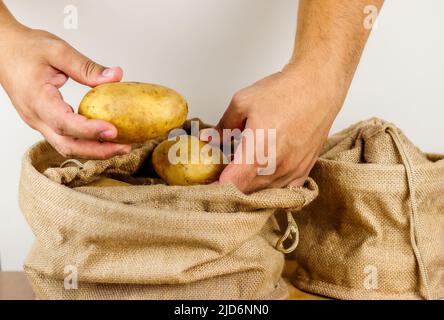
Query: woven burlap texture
289 118 444 300
19 136 318 300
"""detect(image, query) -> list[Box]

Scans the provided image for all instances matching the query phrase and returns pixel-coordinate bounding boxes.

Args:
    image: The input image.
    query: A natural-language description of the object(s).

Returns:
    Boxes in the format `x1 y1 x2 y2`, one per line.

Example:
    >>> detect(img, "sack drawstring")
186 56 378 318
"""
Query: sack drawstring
276 210 299 254
60 159 84 169
387 126 432 300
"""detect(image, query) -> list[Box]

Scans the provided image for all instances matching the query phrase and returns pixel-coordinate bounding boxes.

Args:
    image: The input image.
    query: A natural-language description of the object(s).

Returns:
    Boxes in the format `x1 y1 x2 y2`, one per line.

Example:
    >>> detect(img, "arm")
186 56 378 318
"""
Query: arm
212 0 384 193
0 1 131 159
291 0 383 91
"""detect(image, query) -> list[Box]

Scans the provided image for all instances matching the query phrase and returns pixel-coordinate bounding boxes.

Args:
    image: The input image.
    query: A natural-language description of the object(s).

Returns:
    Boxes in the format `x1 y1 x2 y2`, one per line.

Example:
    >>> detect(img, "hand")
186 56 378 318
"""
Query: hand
0 24 131 159
209 62 347 193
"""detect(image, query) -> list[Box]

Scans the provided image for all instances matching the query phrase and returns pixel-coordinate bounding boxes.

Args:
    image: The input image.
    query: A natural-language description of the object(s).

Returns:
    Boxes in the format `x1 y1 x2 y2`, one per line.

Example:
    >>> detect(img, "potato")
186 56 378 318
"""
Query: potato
84 177 131 187
79 82 188 143
152 135 226 186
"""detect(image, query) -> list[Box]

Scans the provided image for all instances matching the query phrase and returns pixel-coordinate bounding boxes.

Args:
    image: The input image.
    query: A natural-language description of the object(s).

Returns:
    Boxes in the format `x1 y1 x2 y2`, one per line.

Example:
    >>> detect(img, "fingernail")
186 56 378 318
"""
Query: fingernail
101 68 113 78
100 130 116 139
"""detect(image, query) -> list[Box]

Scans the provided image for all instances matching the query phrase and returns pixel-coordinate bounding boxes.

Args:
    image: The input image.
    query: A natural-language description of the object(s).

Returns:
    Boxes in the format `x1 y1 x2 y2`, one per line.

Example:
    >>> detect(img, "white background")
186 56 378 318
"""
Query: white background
0 0 443 270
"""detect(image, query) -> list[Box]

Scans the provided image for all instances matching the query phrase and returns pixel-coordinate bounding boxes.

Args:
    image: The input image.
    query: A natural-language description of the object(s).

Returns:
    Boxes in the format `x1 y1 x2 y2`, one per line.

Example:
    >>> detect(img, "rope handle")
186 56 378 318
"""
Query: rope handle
386 126 432 300
276 210 300 254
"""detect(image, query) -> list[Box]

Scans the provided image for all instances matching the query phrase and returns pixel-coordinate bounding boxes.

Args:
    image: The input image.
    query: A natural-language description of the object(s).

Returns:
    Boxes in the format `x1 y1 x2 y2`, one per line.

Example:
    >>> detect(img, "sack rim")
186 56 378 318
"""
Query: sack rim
22 140 319 211
316 155 444 171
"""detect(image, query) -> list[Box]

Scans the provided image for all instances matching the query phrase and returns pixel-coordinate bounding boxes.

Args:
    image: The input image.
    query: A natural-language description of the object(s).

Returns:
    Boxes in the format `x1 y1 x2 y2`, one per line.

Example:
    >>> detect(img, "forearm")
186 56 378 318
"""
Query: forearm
290 0 384 94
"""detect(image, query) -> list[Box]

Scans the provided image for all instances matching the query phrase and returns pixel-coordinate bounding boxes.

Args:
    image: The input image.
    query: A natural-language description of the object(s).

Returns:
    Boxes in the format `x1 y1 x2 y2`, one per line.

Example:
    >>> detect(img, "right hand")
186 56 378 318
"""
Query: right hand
0 24 132 159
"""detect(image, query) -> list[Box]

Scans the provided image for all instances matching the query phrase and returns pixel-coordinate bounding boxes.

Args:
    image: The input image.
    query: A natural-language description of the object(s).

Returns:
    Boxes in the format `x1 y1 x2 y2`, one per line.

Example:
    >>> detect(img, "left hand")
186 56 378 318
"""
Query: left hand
207 62 347 193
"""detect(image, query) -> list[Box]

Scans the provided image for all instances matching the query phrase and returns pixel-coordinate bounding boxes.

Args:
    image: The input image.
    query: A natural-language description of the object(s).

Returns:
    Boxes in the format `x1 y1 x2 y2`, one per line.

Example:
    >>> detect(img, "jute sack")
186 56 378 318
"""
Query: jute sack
290 118 444 300
19 134 318 300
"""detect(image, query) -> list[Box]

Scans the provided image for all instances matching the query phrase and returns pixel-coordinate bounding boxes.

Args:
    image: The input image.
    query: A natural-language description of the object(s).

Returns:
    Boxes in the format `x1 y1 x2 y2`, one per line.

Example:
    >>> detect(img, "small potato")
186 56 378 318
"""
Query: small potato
84 177 131 187
79 82 188 143
152 135 226 186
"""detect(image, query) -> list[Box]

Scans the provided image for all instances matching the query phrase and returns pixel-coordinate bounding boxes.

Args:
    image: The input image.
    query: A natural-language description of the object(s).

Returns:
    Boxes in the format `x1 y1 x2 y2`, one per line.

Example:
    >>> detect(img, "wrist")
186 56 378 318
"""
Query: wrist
283 58 351 109
288 55 352 88
0 19 28 38
0 20 28 59
0 23 28 86
0 1 22 32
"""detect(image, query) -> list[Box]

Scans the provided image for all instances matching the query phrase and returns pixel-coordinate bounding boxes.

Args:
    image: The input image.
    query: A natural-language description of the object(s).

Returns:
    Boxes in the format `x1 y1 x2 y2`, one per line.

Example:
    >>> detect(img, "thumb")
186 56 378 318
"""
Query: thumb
50 41 123 87
219 162 257 192
218 125 257 192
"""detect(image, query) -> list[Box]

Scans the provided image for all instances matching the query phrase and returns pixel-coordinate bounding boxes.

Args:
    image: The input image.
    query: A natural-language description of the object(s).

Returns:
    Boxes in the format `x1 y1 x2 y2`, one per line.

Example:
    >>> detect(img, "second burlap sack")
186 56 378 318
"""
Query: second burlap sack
290 118 444 300
20 133 318 300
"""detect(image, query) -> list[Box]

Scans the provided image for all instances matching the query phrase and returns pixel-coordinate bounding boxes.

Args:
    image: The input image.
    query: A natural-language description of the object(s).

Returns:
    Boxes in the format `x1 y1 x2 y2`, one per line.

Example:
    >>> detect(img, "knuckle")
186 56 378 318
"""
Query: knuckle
89 147 114 160
49 39 69 57
79 120 99 139
17 106 40 130
98 152 113 160
231 92 245 108
20 112 35 127
53 118 67 136
27 120 39 131
81 59 99 80
57 145 74 158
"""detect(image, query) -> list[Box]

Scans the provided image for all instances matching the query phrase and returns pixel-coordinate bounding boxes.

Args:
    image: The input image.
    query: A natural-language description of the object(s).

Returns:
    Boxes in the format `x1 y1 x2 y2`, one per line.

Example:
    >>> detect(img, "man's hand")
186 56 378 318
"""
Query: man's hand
211 62 345 193
0 2 131 159
212 0 384 193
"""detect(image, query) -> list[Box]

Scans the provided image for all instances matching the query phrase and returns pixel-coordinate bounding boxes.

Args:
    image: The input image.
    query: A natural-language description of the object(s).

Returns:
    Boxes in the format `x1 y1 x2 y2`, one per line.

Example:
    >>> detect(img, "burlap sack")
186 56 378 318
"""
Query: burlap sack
19 134 318 300
290 118 444 300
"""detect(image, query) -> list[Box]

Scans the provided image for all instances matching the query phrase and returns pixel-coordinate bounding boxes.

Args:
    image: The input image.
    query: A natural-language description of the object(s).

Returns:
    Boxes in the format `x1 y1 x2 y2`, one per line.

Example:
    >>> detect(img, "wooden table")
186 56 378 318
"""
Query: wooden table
0 264 324 300
0 272 35 300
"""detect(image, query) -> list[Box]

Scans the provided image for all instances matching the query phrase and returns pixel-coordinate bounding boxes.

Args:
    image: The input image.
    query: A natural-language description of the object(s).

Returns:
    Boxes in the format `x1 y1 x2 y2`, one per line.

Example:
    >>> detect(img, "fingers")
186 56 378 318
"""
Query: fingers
49 40 123 87
218 131 315 193
39 123 131 160
222 165 309 193
288 176 308 188
201 94 247 145
288 154 318 187
219 163 257 192
216 95 247 132
219 130 258 192
48 72 69 89
36 84 118 141
33 83 131 159
205 89 317 193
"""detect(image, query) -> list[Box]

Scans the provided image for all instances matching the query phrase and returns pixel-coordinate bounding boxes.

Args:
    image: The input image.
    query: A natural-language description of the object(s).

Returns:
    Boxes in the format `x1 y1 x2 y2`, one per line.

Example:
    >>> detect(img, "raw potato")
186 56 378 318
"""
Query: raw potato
152 135 226 186
84 177 131 187
79 82 188 143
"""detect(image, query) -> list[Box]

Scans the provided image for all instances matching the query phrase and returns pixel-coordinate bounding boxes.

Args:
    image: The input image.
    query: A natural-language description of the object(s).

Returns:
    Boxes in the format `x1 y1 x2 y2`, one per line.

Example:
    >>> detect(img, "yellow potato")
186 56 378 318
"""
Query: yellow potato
79 82 188 143
152 135 226 186
84 177 131 187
